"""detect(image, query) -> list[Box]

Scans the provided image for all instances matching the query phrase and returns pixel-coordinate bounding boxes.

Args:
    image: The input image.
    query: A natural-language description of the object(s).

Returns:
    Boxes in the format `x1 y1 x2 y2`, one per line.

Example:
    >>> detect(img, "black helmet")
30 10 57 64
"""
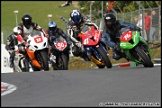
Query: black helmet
48 21 57 31
22 14 32 29
70 10 82 25
104 13 116 27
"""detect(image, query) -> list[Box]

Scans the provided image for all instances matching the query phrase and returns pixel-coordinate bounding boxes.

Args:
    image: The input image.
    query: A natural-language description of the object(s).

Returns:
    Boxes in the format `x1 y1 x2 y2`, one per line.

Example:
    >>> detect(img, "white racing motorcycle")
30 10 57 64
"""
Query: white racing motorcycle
25 30 49 71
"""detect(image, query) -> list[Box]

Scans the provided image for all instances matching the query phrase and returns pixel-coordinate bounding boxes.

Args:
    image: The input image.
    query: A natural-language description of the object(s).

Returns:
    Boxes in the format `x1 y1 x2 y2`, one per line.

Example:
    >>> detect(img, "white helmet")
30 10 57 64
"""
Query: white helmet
13 26 20 35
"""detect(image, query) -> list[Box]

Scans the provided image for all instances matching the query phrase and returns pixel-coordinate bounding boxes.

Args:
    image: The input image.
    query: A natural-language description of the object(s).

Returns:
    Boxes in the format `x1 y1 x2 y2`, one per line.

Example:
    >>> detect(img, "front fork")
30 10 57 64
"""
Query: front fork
84 44 107 61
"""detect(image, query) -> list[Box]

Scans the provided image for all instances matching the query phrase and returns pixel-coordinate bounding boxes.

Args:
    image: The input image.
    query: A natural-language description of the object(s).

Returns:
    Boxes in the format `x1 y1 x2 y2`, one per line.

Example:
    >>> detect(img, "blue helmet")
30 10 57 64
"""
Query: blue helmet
70 10 82 25
48 21 57 31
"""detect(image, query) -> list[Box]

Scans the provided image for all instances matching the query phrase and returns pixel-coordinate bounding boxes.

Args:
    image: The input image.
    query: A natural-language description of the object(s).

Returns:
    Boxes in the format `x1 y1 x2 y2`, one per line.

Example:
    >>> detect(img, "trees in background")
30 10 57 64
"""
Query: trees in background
78 1 161 20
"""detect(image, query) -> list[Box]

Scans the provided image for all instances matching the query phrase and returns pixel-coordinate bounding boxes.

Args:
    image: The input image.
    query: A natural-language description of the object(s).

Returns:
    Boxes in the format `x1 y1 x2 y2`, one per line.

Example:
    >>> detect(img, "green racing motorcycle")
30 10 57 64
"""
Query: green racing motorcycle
116 27 154 67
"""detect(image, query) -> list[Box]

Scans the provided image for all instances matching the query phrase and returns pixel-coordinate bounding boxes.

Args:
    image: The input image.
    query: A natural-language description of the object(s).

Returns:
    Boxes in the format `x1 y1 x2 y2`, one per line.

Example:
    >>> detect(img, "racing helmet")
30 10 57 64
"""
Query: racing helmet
13 26 19 35
104 13 116 27
70 10 82 25
22 14 32 29
48 21 57 31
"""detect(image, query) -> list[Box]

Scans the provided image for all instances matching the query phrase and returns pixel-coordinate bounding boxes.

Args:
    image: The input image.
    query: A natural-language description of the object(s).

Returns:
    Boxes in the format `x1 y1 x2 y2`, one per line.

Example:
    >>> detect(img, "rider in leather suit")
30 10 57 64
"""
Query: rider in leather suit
47 21 71 53
16 14 48 54
67 9 99 61
102 12 141 60
5 30 18 68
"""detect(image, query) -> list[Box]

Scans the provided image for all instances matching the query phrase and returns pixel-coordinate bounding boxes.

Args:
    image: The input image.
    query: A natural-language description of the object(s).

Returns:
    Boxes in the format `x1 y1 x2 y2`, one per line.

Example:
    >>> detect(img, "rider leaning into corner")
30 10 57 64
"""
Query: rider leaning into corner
102 12 142 61
67 9 99 61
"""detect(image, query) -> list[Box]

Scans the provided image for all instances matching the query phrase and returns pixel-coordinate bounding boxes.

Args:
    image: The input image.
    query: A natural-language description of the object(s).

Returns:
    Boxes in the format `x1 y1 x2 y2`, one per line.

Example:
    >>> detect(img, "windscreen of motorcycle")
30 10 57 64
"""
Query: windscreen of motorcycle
81 25 90 34
53 37 67 51
118 27 131 38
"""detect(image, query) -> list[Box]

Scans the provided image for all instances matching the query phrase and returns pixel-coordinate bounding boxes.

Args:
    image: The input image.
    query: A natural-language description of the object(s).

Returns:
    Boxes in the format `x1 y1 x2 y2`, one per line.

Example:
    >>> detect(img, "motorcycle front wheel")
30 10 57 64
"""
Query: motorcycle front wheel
55 54 69 70
134 46 154 67
97 47 112 68
37 50 49 71
96 64 105 69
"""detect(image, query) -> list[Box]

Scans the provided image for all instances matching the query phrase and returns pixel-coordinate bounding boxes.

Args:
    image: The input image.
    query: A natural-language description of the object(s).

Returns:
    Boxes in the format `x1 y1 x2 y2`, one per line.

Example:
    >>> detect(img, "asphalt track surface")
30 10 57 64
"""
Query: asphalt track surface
1 66 161 107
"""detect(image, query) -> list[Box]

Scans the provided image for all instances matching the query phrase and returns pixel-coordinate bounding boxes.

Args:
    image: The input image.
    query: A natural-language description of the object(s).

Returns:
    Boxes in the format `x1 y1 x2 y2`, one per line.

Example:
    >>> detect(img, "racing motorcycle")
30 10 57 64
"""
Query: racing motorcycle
24 31 49 71
49 37 70 70
60 16 112 68
78 25 112 68
116 27 154 67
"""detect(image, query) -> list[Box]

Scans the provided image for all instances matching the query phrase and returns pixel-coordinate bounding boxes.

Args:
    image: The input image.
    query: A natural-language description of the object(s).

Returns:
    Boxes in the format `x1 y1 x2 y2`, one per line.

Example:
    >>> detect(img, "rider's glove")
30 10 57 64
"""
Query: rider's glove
75 42 82 48
135 26 141 31
67 41 72 46
45 34 49 38
21 41 28 47
8 50 14 55
49 36 55 41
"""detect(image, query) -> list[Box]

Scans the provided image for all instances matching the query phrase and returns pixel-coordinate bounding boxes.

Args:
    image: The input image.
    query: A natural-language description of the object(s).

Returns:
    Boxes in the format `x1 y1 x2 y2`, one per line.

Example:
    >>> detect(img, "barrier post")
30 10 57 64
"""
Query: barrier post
1 32 4 44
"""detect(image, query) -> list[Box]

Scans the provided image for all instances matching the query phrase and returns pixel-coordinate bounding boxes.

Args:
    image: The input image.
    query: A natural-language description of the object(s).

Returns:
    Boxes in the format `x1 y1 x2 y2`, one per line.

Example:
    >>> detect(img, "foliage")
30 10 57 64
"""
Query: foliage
78 1 161 18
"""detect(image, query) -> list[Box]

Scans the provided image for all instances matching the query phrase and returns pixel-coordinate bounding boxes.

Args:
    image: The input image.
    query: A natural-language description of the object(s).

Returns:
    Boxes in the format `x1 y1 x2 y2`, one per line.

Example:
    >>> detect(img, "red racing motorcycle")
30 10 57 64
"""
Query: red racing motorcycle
78 25 112 68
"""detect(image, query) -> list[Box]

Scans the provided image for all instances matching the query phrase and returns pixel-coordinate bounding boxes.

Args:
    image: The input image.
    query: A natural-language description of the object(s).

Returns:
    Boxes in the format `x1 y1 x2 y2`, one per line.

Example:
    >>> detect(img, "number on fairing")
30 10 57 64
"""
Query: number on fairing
123 33 131 41
55 42 67 50
83 38 89 45
57 42 65 47
95 31 99 38
94 31 100 41
34 36 43 43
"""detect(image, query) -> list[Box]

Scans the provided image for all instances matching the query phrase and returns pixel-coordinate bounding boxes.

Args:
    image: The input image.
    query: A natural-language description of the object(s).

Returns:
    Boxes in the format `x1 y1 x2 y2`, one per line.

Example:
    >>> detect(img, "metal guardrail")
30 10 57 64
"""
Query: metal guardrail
154 58 161 64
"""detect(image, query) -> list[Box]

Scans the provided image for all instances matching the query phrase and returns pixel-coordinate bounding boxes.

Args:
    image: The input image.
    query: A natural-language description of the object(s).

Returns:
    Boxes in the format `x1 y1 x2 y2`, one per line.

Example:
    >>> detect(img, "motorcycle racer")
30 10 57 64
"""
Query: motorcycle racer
5 29 18 68
15 14 48 54
67 9 99 61
47 21 71 48
103 12 141 60
47 21 71 70
47 21 71 59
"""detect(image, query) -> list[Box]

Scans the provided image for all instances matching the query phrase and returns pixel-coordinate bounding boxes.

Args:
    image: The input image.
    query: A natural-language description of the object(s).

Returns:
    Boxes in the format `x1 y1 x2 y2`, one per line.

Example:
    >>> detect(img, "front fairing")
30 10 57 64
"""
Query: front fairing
118 28 151 63
119 29 148 50
78 26 101 46
27 31 48 51
51 37 69 54
120 31 140 49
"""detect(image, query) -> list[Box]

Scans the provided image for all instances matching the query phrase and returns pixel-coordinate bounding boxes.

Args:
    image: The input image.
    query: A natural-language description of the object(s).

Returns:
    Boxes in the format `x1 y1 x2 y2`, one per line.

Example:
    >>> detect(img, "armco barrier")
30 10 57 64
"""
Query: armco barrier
119 62 130 67
154 58 161 64
1 44 13 73
113 62 137 68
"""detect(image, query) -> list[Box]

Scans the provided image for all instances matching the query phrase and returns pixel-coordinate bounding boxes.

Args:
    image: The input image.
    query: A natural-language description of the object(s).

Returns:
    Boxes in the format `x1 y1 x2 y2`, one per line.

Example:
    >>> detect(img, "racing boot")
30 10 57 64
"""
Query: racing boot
112 49 123 60
9 56 14 68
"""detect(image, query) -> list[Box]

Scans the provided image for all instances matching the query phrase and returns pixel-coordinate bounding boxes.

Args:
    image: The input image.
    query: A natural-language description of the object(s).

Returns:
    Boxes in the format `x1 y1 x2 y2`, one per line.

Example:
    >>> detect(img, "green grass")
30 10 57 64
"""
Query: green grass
1 1 79 43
